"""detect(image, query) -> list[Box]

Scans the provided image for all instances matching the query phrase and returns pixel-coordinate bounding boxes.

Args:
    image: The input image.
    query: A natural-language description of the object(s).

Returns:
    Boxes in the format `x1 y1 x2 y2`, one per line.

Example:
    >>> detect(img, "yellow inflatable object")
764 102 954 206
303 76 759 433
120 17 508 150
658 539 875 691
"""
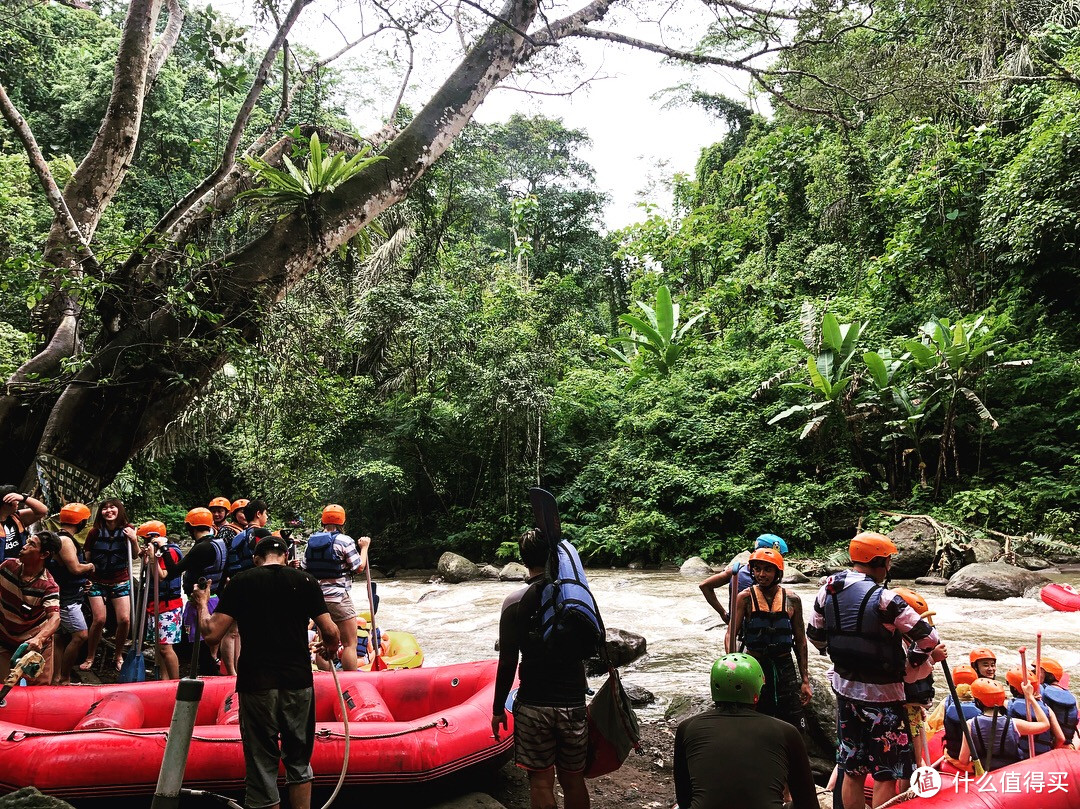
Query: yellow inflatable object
359 630 424 671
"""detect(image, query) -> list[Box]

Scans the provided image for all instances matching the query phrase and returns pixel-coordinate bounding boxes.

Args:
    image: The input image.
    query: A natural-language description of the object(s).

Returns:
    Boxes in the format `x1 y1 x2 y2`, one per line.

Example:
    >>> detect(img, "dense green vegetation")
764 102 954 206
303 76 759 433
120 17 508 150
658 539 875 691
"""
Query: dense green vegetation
2 0 1079 565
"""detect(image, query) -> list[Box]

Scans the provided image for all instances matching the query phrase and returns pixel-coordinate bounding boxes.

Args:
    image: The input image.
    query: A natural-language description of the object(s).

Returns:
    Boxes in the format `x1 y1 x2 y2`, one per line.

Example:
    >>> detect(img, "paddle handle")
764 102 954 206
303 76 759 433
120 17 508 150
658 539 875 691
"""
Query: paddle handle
363 563 381 668
940 659 986 777
1019 647 1036 759
1034 633 1042 698
726 563 739 653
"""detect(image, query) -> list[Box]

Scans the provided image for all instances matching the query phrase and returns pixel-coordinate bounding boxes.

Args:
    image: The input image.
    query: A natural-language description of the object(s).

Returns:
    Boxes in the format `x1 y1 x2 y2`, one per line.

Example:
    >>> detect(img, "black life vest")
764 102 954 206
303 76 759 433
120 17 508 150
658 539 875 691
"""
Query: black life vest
822 572 905 684
1006 696 1055 757
741 586 794 657
944 697 981 758
904 673 935 706
971 711 1022 771
215 523 239 544
86 525 130 576
226 528 256 578
183 536 226 595
304 531 347 580
157 543 183 600
1042 684 1079 744
47 532 87 607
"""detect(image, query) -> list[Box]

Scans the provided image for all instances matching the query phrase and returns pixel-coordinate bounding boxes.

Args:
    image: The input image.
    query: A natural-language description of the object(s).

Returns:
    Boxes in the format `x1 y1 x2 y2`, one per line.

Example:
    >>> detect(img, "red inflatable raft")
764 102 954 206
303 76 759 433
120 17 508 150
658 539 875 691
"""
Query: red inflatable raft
0 660 512 798
1041 583 1080 612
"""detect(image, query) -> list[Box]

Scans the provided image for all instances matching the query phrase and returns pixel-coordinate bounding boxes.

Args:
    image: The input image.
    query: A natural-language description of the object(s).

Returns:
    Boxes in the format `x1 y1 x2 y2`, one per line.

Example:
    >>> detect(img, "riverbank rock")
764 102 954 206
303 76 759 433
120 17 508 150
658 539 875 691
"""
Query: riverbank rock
886 518 937 578
0 788 76 809
729 550 751 568
944 562 1051 599
915 576 949 586
478 564 501 580
679 556 712 578
624 683 656 706
1020 556 1053 571
789 559 828 578
663 694 712 724
499 562 528 581
586 628 648 674
437 552 480 583
964 537 1003 565
803 655 839 776
783 568 810 584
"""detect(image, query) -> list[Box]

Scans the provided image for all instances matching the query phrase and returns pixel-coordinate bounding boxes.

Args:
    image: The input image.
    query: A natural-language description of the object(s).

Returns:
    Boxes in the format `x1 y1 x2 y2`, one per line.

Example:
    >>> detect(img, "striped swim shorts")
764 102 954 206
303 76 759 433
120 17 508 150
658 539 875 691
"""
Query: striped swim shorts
512 702 588 772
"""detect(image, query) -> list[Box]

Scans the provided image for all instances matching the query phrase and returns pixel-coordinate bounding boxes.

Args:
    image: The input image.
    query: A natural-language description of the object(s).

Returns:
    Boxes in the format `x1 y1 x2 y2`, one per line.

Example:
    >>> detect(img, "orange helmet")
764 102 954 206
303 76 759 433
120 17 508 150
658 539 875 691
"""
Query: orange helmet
230 499 249 515
849 532 897 564
208 496 231 510
893 587 930 617
185 507 214 529
1039 657 1064 683
321 504 346 526
137 520 167 539
1004 666 1026 692
747 547 784 576
59 502 91 525
971 677 1006 708
969 648 996 666
951 665 979 686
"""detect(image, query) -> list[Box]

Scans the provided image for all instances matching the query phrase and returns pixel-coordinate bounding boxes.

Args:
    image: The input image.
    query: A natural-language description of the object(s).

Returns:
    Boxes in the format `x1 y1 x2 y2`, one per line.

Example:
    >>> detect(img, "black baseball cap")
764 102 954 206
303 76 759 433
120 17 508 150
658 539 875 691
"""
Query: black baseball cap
253 535 288 557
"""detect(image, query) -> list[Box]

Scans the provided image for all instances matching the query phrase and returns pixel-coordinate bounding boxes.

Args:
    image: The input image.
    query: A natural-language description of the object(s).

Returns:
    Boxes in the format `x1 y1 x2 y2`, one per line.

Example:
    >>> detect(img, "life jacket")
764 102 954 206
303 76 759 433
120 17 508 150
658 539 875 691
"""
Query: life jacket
215 523 239 543
822 572 905 684
2 514 26 562
1042 684 1079 744
86 525 130 576
943 697 982 758
1007 696 1055 757
304 531 347 580
183 536 227 595
157 543 184 601
226 528 256 578
537 540 602 660
904 672 935 706
47 532 88 607
741 586 794 657
970 711 1022 771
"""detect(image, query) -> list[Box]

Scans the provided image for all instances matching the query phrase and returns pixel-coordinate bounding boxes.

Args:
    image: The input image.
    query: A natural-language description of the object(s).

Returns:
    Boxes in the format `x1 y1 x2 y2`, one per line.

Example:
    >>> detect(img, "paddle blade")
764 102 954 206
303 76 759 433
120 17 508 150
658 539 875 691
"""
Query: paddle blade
529 487 561 546
118 651 146 684
371 654 388 671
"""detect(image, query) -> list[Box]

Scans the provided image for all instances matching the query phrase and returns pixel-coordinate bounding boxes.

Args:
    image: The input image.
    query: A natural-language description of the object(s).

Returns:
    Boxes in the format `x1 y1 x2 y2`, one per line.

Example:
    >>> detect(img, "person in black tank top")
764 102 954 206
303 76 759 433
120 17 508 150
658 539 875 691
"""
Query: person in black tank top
728 548 812 732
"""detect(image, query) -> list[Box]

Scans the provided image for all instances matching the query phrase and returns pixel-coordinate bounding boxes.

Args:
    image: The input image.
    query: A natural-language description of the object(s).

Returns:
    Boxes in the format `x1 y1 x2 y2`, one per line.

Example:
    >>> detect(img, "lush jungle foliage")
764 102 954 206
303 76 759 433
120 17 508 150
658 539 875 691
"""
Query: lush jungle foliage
2 0 1079 565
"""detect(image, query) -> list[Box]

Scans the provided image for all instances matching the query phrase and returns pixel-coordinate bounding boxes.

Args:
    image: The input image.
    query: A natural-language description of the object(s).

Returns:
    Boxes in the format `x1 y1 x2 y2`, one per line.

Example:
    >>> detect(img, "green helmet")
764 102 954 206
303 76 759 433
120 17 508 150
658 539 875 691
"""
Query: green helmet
710 653 765 705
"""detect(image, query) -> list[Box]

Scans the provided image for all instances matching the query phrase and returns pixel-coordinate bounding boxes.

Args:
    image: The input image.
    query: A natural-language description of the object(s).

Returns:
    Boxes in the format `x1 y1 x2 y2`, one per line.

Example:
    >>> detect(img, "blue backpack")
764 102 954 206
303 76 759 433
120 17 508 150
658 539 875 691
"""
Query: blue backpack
537 540 603 659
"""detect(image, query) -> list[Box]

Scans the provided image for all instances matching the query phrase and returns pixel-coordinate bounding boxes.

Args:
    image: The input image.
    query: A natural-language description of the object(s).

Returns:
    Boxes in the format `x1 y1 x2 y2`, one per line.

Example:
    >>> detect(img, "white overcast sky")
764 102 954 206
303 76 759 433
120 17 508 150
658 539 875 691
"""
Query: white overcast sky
216 1 760 229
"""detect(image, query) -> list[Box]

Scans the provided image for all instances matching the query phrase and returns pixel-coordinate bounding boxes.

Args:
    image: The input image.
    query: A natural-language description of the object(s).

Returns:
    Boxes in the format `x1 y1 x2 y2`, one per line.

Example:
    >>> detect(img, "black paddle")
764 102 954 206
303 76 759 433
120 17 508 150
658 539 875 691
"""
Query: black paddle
940 661 986 777
188 578 208 679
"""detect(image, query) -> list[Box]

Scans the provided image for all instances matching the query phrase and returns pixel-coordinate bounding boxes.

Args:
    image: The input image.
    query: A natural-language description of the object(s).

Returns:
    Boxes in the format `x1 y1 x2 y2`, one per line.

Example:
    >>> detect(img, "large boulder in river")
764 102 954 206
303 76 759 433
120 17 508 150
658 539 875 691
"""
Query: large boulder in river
944 562 1051 600
499 562 528 581
963 537 1003 565
478 564 501 580
885 518 938 578
728 550 751 569
680 556 713 578
437 552 480 583
783 567 810 584
586 627 647 674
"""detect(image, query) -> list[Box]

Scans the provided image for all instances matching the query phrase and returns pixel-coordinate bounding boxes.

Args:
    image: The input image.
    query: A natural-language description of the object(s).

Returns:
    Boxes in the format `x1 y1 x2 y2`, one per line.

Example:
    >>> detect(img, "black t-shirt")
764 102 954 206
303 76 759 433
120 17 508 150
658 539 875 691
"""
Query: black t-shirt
674 706 817 809
493 575 587 713
214 563 328 693
3 517 26 561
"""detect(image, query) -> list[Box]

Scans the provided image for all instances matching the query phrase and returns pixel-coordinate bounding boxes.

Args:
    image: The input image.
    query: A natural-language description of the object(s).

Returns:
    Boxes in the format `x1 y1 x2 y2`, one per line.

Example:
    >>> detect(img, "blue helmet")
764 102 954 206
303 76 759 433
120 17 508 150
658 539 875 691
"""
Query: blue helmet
755 534 788 554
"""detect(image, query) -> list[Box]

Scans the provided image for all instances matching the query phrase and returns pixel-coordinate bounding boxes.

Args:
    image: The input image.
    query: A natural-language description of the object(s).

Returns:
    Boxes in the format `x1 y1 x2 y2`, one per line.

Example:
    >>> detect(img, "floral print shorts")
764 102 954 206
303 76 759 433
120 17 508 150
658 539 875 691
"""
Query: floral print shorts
836 696 915 781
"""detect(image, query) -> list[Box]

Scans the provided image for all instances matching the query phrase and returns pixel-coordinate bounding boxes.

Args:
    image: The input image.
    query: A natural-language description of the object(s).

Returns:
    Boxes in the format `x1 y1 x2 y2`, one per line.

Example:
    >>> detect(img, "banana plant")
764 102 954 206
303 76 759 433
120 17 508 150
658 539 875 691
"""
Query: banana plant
606 285 706 376
863 348 936 486
768 312 867 439
901 315 1030 494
